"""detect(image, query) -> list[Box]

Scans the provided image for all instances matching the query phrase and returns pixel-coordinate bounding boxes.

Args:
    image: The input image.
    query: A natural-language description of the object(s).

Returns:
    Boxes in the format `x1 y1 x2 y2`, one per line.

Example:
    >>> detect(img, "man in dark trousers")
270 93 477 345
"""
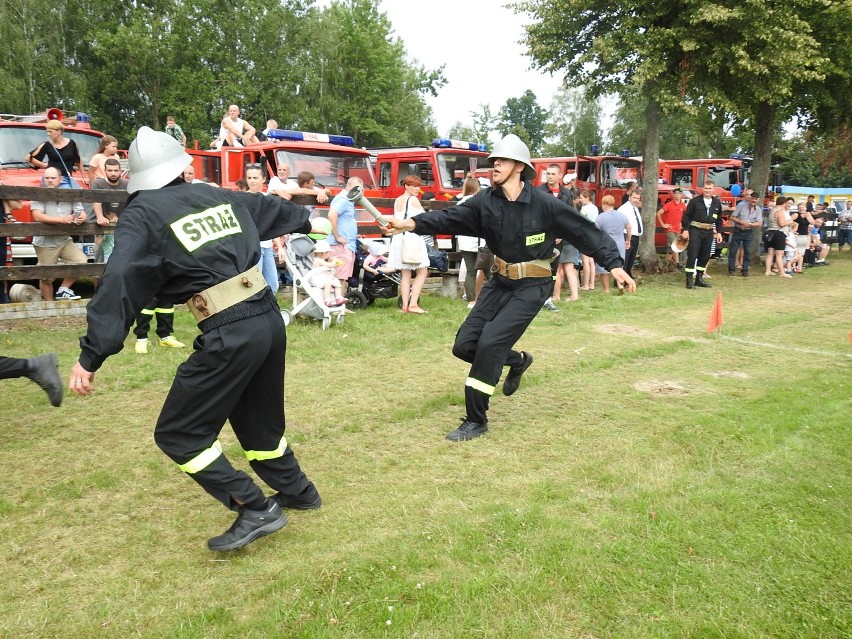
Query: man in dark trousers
68 127 324 551
681 180 724 288
382 134 635 442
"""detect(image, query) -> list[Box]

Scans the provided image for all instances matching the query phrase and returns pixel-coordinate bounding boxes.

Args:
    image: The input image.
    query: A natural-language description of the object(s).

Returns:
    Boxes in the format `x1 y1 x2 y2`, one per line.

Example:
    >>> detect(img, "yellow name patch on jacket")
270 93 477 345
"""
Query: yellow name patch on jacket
526 232 545 246
171 204 242 252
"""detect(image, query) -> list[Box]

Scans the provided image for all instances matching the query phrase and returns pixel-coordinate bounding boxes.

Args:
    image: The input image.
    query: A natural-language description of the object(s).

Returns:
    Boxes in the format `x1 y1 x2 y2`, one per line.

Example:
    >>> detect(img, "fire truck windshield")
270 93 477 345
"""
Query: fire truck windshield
600 158 641 188
706 167 738 190
436 152 487 189
0 127 102 168
274 149 377 189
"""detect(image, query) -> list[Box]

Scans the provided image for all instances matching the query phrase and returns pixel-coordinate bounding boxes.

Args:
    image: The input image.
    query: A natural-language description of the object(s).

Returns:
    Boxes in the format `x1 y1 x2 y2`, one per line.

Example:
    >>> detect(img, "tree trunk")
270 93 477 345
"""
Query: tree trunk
640 94 661 271
749 101 775 260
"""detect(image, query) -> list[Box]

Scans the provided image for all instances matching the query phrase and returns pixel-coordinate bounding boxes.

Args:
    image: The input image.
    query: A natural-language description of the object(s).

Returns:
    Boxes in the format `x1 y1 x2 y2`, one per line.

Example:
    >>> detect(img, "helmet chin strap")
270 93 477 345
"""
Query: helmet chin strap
498 163 524 201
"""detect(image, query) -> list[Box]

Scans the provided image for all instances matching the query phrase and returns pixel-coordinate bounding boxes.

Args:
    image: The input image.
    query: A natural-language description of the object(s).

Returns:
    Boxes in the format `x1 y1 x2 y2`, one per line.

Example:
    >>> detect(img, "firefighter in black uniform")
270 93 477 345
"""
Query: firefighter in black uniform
382 134 636 442
68 127 324 551
681 180 724 289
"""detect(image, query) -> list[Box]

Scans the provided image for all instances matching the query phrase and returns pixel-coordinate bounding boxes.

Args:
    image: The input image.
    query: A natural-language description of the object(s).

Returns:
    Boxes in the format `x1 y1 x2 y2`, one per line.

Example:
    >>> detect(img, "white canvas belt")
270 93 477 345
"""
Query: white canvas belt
187 266 267 322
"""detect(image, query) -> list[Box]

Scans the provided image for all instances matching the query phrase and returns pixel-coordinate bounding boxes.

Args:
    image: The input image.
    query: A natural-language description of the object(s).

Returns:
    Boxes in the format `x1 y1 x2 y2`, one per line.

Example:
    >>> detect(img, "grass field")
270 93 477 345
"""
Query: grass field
1 255 850 639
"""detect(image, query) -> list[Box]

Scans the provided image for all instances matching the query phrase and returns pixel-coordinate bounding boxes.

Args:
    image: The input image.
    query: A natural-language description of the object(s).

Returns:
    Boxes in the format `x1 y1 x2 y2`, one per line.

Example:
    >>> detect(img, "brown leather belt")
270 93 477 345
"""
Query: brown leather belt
690 221 715 230
187 266 267 322
491 257 552 279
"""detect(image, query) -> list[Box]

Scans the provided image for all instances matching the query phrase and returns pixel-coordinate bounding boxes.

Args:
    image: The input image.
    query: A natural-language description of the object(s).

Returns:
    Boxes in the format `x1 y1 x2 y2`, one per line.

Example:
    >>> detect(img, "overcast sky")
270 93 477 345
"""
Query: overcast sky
379 0 566 137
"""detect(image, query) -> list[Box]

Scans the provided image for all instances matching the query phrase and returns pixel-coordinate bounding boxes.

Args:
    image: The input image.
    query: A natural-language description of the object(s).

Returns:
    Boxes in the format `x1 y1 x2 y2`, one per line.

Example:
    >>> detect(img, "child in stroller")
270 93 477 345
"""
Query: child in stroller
307 240 346 307
351 240 401 306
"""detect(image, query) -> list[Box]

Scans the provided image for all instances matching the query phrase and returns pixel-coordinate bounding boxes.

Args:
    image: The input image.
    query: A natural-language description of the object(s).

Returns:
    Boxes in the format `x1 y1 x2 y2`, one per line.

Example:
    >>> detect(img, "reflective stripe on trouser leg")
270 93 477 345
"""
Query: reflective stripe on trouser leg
178 439 223 473
685 229 713 273
453 279 548 423
242 435 287 461
172 439 265 510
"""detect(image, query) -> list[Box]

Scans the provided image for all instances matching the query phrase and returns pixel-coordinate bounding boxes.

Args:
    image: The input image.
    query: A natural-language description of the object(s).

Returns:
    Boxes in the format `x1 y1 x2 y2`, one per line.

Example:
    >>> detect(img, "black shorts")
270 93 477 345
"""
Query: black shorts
764 230 786 251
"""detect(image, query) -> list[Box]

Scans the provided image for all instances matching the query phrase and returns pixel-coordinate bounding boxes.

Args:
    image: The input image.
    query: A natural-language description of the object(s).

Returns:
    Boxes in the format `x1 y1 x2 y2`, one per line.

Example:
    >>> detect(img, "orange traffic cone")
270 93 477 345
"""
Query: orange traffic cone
706 291 723 333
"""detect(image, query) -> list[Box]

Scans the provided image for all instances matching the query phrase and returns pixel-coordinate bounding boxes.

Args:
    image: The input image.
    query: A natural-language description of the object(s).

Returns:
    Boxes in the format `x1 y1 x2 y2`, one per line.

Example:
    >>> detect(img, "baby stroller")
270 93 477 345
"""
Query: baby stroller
281 234 346 330
348 239 401 308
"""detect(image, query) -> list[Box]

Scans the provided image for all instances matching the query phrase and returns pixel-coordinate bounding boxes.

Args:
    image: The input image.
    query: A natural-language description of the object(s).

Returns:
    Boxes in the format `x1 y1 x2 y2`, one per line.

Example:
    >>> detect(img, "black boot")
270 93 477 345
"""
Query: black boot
686 273 694 289
25 353 63 407
695 273 712 288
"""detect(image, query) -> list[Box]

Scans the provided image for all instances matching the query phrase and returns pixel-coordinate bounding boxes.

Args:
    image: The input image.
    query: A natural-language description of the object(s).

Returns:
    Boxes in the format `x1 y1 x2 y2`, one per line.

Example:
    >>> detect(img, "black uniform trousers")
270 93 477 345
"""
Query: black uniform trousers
153 294 315 510
0 356 28 379
133 298 175 340
685 228 714 274
452 275 551 424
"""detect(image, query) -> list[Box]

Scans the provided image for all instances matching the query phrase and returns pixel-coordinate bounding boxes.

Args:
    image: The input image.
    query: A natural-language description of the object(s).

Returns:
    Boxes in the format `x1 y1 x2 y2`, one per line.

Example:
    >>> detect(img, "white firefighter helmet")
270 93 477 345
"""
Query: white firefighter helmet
488 134 536 182
127 126 193 194
671 235 689 253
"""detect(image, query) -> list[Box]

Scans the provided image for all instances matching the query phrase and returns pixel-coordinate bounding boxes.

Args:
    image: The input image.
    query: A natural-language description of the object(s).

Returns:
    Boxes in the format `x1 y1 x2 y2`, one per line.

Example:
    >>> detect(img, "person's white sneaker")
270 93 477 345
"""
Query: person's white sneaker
135 339 149 354
56 288 81 300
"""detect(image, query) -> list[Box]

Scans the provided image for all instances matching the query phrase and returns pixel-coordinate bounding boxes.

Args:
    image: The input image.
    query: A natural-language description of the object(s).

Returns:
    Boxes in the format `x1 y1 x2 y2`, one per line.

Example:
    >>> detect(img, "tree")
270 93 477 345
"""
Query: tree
516 0 830 272
542 86 602 157
497 90 548 155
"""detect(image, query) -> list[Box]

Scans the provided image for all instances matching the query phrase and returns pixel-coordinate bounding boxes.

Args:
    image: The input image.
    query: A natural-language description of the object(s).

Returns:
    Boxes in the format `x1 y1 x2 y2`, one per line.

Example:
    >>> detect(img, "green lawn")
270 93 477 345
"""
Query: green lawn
1 256 850 638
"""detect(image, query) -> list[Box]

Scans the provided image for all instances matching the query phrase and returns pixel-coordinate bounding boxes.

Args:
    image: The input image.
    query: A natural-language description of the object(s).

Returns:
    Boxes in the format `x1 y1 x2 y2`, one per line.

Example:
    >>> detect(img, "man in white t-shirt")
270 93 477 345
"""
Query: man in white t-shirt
617 190 643 277
215 105 258 148
268 164 328 203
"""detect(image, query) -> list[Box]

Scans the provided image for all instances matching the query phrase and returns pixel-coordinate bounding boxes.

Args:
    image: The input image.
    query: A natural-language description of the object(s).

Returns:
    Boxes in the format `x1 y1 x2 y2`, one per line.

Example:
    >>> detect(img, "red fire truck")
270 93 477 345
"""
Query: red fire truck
371 139 489 201
658 157 750 211
1 108 104 263
530 154 643 208
186 129 383 232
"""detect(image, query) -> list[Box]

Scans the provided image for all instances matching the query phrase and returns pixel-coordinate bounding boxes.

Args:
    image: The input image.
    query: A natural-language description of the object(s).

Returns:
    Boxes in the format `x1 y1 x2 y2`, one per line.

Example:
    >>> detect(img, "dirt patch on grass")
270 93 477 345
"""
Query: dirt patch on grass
633 379 687 395
0 316 87 332
709 370 750 379
595 324 655 338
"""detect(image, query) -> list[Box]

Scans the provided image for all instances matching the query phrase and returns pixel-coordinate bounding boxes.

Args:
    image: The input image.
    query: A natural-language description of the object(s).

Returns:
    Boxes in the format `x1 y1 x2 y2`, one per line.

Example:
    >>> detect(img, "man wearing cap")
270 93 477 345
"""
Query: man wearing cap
68 127 326 551
681 180 724 288
727 190 762 276
656 187 686 269
382 134 635 442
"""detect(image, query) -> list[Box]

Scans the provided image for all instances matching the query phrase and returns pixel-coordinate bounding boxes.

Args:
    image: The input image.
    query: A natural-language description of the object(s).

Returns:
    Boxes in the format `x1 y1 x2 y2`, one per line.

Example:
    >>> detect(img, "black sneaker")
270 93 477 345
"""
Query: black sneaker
502 351 533 396
728 270 735 276
272 490 322 511
446 419 488 442
742 271 749 277
207 500 287 551
26 353 63 407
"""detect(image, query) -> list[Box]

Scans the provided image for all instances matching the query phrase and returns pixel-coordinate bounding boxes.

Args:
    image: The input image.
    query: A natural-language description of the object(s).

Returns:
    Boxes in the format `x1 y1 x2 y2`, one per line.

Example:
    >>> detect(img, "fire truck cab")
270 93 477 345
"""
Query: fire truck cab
531 154 643 208
1 109 104 264
372 139 489 202
659 157 749 211
186 129 382 231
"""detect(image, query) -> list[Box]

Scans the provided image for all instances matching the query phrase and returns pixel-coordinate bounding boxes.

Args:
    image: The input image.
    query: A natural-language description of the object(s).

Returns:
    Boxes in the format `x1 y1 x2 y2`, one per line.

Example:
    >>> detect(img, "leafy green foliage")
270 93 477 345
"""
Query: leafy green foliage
496 90 549 154
542 86 602 157
0 0 445 148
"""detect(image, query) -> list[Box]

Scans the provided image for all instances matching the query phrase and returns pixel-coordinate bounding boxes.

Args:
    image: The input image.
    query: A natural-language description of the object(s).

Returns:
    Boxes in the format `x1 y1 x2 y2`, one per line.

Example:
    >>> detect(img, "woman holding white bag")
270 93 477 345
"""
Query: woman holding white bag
387 175 430 313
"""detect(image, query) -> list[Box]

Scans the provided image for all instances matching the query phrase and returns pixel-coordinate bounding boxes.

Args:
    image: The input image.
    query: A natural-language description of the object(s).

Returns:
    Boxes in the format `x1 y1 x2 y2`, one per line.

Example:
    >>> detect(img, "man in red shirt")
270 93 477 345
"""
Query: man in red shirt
656 187 686 268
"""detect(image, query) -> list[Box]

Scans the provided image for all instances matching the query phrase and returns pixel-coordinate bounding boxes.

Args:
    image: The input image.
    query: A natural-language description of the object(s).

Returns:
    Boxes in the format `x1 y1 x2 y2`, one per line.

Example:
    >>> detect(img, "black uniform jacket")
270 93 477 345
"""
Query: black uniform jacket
537 182 574 206
682 195 723 232
80 181 311 371
412 182 623 274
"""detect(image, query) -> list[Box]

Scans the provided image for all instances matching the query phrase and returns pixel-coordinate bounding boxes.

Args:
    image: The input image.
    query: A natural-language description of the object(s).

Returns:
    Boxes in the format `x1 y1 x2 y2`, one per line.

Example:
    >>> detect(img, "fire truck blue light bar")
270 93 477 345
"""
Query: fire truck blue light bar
266 129 355 147
432 138 487 152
